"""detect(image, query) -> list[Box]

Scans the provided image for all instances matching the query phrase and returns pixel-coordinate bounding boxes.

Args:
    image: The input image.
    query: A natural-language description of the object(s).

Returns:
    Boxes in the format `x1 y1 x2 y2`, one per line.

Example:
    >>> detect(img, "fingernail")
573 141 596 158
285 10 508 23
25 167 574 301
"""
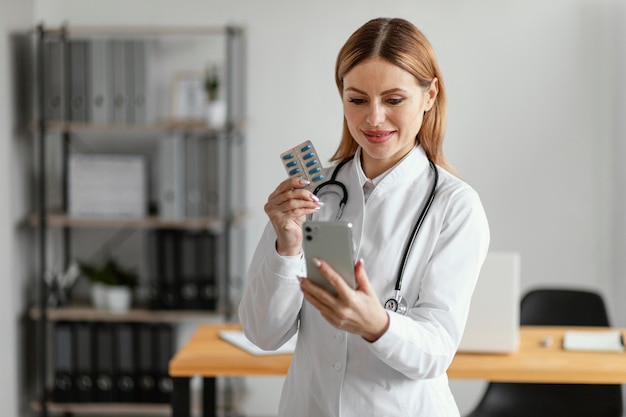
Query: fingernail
310 193 320 202
299 178 311 186
313 257 322 267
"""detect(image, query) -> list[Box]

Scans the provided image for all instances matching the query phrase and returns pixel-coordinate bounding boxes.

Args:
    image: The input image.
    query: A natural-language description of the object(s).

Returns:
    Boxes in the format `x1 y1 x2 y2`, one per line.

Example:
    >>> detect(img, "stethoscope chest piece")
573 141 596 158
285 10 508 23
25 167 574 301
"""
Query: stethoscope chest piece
384 291 408 315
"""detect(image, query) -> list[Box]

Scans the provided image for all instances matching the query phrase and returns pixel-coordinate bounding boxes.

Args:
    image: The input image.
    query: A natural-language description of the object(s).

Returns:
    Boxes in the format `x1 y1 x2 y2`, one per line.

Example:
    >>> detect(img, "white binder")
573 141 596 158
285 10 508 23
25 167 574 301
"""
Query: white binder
44 41 65 121
111 40 128 123
130 40 147 124
89 39 110 124
185 135 225 218
158 134 186 219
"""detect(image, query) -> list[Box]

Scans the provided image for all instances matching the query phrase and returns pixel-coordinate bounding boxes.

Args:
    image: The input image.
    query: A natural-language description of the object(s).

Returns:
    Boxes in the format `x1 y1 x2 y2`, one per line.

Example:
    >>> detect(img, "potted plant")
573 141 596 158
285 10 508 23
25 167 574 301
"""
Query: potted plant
204 64 227 127
79 258 139 312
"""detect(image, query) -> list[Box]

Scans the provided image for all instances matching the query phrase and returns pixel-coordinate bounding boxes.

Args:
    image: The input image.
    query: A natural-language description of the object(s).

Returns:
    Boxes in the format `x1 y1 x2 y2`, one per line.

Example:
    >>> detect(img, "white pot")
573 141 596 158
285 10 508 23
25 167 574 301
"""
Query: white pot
90 283 108 310
205 99 227 128
106 286 133 313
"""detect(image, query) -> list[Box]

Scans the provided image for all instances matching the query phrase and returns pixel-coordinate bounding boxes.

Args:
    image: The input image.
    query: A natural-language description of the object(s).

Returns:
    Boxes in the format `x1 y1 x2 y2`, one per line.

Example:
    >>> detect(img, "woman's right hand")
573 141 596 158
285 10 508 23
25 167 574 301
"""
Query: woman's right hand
264 177 322 256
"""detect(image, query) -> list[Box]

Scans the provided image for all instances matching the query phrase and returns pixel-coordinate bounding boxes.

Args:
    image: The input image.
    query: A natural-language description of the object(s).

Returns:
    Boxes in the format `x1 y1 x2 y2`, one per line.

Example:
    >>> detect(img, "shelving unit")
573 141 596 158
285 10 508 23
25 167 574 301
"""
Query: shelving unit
30 24 246 416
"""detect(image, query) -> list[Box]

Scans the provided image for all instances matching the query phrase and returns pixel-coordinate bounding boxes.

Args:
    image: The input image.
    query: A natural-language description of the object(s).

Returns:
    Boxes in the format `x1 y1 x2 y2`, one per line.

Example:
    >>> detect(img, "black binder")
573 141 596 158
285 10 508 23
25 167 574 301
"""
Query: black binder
200 233 221 310
74 322 94 402
53 322 74 402
179 232 202 310
136 324 157 403
94 323 116 402
114 323 137 402
149 230 182 309
154 324 174 403
180 231 219 310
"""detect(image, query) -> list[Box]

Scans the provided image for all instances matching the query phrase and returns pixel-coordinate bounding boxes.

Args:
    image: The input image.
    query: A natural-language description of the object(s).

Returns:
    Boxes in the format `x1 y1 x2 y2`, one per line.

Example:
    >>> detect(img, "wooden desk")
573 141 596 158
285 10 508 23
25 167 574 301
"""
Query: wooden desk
169 325 626 417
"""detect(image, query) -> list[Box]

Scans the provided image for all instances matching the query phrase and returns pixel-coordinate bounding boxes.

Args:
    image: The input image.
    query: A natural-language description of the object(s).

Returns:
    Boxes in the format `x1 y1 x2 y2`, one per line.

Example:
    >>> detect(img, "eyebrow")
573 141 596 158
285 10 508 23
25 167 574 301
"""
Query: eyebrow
344 86 407 95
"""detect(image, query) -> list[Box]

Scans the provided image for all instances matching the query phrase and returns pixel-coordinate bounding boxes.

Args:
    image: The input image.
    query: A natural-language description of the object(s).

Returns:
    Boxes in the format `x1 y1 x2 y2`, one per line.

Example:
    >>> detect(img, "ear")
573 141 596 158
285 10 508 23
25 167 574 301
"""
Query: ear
424 77 439 111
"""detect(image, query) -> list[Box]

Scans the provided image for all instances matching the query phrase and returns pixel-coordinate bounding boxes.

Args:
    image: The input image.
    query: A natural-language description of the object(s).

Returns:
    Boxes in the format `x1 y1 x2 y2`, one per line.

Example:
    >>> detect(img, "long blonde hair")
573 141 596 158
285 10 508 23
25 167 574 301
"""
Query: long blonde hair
332 18 452 172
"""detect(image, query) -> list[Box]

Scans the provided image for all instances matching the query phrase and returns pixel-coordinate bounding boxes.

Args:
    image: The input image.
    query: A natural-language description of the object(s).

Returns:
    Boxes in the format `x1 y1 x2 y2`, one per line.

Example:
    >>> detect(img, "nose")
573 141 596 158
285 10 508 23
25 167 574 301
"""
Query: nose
366 101 385 126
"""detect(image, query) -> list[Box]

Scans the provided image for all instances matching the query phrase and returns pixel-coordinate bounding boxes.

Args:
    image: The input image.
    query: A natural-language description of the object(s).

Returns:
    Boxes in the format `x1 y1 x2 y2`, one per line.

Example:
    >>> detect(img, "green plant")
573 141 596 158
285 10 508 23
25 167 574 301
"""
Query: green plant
78 258 139 288
204 65 220 102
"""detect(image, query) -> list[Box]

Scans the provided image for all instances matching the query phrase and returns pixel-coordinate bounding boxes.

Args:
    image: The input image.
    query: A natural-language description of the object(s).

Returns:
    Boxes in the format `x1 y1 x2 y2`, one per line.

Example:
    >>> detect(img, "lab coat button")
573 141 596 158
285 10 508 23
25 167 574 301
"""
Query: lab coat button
335 333 344 342
333 362 343 371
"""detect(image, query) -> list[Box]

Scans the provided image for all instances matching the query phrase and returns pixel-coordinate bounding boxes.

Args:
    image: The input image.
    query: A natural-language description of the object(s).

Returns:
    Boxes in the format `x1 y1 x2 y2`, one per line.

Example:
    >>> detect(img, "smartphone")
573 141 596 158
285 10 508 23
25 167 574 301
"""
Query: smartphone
302 221 356 295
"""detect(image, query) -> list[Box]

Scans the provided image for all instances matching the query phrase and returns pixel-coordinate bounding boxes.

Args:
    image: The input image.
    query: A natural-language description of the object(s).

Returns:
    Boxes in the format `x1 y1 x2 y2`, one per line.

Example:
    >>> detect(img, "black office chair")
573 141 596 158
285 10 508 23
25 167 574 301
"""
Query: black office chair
465 288 623 417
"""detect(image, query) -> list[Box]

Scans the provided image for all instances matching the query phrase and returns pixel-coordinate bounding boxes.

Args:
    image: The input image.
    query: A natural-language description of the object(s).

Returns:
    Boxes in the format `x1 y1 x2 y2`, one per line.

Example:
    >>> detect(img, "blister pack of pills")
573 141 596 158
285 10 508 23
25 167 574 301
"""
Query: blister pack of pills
280 140 324 187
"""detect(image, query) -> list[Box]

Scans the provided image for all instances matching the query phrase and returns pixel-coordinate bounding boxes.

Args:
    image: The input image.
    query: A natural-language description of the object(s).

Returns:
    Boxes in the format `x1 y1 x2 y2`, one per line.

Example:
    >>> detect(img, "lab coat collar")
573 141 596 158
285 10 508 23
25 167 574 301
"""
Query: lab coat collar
354 145 430 190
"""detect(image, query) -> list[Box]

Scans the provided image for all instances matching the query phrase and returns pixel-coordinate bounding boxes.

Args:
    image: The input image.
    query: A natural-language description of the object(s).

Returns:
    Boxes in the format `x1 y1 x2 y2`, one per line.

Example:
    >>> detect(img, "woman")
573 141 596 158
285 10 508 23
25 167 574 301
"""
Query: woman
239 17 490 417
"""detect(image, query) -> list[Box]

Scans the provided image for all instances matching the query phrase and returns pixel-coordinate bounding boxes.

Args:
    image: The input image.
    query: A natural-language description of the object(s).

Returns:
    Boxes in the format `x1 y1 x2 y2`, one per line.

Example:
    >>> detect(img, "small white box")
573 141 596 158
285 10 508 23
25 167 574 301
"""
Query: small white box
68 154 147 219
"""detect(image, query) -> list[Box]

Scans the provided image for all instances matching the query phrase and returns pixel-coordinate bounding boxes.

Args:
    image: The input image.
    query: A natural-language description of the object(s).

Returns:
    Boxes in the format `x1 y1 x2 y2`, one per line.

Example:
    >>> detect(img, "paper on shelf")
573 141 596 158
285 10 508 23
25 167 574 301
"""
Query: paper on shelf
563 330 625 352
219 330 297 356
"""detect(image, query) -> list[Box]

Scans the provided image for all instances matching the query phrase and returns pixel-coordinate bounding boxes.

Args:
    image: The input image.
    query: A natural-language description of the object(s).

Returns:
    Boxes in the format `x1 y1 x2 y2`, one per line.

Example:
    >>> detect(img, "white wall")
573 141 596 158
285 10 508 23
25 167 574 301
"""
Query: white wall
1 1 35 416
0 0 616 415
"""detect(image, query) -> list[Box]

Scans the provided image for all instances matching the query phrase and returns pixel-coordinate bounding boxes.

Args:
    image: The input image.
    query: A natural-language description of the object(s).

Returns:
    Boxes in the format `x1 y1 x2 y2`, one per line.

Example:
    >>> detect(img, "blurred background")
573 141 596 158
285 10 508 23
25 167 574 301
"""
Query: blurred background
1 0 625 415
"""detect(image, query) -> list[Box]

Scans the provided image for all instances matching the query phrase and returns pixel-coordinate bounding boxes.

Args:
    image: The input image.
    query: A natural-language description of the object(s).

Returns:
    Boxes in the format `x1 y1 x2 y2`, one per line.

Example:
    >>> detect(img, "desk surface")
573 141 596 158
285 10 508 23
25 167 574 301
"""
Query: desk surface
169 324 626 384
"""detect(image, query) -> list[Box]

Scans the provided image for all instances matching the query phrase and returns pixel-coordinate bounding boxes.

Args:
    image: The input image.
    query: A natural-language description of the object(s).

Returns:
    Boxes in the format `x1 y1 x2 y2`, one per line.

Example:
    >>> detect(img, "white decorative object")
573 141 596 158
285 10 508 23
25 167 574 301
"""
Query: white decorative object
205 99 227 128
106 286 133 313
68 154 147 219
171 72 205 121
90 283 108 310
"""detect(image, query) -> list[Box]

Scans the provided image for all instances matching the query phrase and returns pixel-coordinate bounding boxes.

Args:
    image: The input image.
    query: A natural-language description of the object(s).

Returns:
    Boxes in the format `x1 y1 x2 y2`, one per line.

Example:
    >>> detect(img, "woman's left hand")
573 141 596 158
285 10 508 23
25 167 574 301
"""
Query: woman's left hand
300 258 390 342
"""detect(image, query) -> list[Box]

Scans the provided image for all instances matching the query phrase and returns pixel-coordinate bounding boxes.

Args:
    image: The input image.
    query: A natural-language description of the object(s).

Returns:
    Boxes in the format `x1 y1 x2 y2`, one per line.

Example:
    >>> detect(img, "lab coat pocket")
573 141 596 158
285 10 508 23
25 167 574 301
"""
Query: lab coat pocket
370 380 410 417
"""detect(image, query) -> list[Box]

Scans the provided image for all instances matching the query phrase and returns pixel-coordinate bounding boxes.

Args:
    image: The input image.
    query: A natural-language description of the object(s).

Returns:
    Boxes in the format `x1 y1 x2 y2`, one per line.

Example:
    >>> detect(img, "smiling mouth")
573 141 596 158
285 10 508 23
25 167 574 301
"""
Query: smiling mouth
363 130 395 143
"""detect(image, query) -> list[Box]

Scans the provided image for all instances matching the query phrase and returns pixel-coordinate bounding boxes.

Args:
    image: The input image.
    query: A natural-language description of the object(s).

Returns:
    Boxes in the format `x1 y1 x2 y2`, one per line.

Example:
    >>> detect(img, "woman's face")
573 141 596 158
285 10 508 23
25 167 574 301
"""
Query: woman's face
342 57 438 178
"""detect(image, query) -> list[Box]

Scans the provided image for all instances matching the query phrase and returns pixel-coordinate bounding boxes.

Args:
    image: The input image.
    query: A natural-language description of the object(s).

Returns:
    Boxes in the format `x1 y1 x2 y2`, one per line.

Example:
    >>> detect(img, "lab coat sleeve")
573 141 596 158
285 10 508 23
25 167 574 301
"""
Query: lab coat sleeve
238 222 306 350
367 187 490 379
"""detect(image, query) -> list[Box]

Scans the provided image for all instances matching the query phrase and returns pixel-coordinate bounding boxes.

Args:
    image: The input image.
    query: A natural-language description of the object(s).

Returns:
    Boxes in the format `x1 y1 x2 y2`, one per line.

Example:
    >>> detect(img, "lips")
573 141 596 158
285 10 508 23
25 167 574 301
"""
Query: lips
362 129 395 144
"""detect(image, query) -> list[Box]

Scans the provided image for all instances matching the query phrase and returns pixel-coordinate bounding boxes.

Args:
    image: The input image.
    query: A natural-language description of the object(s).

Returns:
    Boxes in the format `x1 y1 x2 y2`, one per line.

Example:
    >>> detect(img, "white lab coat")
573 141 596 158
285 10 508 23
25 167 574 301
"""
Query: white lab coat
239 145 490 417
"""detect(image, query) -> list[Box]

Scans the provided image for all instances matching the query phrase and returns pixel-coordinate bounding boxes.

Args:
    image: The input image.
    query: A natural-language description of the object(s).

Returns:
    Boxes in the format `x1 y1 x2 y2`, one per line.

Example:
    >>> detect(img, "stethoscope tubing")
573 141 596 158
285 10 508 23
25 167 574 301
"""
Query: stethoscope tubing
394 158 438 291
312 155 439 294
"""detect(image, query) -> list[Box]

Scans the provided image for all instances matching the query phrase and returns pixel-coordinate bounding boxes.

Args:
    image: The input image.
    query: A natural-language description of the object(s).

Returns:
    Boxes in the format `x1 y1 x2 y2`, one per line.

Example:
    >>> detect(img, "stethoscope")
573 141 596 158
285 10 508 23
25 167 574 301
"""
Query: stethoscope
312 155 439 315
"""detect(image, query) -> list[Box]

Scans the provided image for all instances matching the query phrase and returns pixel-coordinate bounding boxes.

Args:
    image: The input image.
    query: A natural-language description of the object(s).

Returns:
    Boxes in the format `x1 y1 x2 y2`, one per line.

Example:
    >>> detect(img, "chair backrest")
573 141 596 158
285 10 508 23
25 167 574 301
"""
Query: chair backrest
466 287 622 417
520 288 610 327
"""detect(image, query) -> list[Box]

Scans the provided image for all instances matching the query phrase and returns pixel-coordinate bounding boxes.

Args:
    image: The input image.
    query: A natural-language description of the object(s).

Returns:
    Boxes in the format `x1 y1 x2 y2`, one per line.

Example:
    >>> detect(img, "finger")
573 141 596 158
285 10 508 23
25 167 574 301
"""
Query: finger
300 281 345 328
312 257 354 299
271 177 313 197
299 276 336 308
265 192 321 221
353 258 373 293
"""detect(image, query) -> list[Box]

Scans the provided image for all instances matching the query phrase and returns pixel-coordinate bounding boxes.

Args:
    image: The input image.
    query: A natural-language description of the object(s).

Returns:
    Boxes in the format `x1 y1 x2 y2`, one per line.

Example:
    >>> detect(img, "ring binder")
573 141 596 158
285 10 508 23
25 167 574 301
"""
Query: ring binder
74 322 95 402
94 323 116 402
54 322 74 403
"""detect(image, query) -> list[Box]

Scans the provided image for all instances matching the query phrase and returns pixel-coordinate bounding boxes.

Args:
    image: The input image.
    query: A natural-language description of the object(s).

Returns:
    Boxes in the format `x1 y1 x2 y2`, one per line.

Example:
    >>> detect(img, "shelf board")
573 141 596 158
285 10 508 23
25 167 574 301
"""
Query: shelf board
29 305 223 323
29 119 246 135
29 212 229 232
34 24 242 37
31 400 171 415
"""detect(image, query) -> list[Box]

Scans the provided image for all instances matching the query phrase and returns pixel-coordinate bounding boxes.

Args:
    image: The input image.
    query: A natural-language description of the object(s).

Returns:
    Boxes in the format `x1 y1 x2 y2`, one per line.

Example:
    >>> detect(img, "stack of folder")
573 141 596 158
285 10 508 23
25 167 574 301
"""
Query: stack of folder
44 38 153 124
53 321 174 403
146 230 221 311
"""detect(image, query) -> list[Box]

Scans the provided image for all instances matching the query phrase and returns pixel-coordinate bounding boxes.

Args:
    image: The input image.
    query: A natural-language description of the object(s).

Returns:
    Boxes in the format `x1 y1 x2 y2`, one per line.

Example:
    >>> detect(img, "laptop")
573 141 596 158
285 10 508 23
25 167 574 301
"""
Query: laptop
457 251 521 353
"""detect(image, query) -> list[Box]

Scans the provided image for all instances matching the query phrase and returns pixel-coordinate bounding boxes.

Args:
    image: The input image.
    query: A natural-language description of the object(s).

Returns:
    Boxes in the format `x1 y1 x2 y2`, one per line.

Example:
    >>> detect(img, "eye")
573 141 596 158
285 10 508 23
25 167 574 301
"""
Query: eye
387 97 404 105
347 97 366 105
